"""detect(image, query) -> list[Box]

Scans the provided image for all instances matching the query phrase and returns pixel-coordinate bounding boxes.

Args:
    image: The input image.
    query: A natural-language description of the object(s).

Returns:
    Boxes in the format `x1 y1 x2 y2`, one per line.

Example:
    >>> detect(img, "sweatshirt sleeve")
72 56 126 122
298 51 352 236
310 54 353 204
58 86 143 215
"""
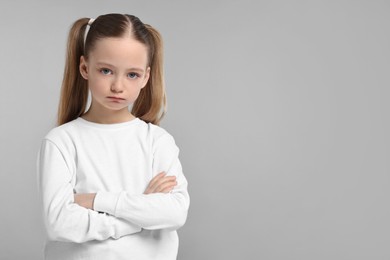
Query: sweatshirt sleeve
37 139 142 243
93 133 190 231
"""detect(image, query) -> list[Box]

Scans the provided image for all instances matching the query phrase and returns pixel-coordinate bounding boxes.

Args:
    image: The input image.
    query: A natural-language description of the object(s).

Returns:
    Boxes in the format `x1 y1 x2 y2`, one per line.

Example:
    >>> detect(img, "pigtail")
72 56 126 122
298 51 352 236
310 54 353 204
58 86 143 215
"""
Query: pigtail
57 18 90 126
131 24 167 126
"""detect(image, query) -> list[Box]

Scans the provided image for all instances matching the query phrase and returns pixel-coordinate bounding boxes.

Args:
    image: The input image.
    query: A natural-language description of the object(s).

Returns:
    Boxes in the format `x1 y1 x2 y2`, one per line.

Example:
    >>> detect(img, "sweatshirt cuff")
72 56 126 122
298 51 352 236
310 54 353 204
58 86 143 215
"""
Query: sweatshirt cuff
94 191 121 216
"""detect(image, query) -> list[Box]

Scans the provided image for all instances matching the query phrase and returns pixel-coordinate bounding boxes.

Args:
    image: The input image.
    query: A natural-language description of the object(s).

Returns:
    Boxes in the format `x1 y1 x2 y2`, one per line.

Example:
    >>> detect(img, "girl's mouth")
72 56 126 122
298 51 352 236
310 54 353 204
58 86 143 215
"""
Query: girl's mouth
107 96 125 101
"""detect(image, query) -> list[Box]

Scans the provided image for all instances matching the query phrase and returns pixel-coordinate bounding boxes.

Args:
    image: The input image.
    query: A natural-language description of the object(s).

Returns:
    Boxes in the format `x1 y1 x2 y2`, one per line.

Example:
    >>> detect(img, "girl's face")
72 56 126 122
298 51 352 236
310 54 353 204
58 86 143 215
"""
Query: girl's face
79 36 150 114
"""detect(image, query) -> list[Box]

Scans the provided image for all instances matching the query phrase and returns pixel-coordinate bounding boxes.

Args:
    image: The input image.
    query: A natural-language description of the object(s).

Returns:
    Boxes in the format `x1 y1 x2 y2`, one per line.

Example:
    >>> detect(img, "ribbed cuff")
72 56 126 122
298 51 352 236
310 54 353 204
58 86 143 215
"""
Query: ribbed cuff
94 191 121 216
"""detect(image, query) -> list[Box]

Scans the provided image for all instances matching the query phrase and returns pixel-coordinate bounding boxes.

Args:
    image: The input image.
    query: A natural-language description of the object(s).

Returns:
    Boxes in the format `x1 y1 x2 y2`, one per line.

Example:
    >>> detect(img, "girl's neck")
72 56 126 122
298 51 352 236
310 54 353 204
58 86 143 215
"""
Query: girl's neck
82 108 135 124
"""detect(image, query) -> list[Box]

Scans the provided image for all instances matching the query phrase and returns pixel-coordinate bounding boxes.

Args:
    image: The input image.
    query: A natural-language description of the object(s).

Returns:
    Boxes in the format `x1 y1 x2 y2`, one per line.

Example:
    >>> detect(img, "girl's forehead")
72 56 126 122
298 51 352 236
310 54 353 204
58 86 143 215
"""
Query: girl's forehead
89 37 149 67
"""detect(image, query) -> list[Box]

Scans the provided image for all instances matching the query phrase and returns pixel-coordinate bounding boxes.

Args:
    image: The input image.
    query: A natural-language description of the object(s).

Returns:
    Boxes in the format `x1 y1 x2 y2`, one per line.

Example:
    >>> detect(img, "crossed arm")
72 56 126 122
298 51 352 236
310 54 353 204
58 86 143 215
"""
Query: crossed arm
74 172 177 210
37 136 189 243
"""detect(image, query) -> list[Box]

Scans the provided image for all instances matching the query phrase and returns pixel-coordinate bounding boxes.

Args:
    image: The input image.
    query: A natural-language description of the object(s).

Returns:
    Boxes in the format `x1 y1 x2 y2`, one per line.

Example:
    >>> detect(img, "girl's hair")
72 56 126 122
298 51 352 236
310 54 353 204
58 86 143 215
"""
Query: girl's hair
57 14 166 126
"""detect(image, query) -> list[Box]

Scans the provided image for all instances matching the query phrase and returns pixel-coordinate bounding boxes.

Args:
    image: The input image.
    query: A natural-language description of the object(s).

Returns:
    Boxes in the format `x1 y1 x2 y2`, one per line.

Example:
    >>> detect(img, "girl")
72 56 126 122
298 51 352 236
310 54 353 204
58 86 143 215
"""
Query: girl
36 13 190 260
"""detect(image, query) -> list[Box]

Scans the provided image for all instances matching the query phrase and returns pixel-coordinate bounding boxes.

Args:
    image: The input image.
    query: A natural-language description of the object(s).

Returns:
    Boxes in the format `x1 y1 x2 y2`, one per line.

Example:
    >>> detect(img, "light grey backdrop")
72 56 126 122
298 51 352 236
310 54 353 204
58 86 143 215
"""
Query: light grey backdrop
1 0 389 259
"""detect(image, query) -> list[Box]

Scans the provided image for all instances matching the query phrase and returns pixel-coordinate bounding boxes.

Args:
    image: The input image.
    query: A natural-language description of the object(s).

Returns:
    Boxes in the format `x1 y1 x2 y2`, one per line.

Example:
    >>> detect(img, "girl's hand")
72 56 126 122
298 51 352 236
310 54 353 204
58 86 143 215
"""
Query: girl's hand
74 193 96 210
144 171 177 194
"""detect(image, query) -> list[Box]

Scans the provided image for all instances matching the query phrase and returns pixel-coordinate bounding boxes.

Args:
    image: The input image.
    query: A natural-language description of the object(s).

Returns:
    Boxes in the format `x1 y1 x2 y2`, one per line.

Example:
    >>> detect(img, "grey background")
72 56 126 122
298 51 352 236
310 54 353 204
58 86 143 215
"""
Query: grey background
1 0 389 259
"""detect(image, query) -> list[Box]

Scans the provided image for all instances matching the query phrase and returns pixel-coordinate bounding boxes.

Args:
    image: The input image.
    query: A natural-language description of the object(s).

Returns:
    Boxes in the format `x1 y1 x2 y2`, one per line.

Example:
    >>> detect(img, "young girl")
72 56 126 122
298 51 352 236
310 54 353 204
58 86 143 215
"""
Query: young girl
36 13 190 260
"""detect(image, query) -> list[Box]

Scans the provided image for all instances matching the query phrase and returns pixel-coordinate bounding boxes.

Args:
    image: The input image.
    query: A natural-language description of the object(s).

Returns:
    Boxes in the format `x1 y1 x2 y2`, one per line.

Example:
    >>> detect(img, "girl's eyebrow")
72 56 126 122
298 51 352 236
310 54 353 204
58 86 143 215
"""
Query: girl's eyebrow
96 62 145 73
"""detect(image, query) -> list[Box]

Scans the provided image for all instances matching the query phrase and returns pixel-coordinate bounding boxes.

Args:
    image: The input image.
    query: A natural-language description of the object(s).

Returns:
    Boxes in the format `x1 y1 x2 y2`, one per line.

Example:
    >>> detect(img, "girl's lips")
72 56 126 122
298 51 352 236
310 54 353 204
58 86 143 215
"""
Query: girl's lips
107 96 125 100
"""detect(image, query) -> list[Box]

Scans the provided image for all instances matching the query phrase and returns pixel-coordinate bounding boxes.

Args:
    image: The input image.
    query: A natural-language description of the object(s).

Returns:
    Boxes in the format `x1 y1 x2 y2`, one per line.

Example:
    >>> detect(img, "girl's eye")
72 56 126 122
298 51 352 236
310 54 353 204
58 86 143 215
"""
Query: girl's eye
100 68 112 75
128 72 139 79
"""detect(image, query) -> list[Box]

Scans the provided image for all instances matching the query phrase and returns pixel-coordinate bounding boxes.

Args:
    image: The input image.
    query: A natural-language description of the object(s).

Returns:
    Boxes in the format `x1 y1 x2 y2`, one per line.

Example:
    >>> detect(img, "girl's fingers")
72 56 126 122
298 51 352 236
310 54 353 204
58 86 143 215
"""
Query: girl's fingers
153 176 176 192
144 172 177 194
160 186 175 193
151 174 175 189
147 172 167 191
157 180 177 193
149 172 166 186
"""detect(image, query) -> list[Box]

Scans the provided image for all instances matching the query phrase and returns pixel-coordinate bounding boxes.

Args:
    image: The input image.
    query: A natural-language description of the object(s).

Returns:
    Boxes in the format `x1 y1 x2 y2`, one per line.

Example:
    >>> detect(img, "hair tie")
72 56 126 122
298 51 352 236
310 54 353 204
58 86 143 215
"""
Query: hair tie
88 18 95 26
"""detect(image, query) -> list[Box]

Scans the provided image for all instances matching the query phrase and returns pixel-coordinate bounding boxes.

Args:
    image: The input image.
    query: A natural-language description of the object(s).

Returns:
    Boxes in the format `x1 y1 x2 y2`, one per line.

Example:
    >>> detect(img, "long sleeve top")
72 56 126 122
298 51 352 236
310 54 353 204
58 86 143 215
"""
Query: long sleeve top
36 117 190 260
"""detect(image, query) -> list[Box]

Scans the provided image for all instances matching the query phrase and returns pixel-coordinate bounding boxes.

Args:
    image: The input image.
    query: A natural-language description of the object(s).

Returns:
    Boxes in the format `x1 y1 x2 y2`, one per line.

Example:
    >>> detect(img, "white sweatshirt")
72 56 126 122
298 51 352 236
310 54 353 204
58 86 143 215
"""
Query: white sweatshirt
36 117 190 260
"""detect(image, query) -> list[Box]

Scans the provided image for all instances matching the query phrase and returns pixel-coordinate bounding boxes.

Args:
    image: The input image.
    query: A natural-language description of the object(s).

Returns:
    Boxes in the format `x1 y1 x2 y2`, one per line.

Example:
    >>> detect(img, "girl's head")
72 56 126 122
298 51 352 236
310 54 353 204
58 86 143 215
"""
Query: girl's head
58 14 166 126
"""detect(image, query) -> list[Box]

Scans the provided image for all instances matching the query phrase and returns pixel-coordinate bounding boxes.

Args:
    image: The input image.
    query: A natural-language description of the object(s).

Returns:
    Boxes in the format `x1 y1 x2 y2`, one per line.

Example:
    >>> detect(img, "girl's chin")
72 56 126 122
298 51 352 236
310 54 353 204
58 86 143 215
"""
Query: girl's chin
104 101 129 108
90 100 131 112
99 104 130 111
108 106 129 111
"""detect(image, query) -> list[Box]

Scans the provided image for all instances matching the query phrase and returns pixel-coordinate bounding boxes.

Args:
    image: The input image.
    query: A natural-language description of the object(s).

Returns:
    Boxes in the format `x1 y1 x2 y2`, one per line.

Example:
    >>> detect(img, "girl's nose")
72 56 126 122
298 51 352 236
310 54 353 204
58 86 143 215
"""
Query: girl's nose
110 78 124 93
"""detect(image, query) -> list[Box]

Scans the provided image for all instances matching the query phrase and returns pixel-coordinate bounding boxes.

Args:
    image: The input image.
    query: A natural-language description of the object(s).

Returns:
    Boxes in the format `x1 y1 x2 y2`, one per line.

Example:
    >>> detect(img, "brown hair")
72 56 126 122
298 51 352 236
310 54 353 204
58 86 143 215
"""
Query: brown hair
57 14 166 126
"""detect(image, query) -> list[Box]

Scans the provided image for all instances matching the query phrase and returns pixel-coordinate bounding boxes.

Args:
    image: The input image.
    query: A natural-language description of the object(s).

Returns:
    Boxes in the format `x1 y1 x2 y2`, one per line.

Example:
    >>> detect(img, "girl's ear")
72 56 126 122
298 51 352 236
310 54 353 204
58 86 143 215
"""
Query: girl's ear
141 67 151 89
79 56 89 80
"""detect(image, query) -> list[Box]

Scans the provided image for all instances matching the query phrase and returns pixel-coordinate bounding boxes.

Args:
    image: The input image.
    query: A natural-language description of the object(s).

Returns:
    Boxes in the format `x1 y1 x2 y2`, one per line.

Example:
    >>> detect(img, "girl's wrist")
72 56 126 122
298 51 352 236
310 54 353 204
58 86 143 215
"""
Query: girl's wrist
74 193 97 210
